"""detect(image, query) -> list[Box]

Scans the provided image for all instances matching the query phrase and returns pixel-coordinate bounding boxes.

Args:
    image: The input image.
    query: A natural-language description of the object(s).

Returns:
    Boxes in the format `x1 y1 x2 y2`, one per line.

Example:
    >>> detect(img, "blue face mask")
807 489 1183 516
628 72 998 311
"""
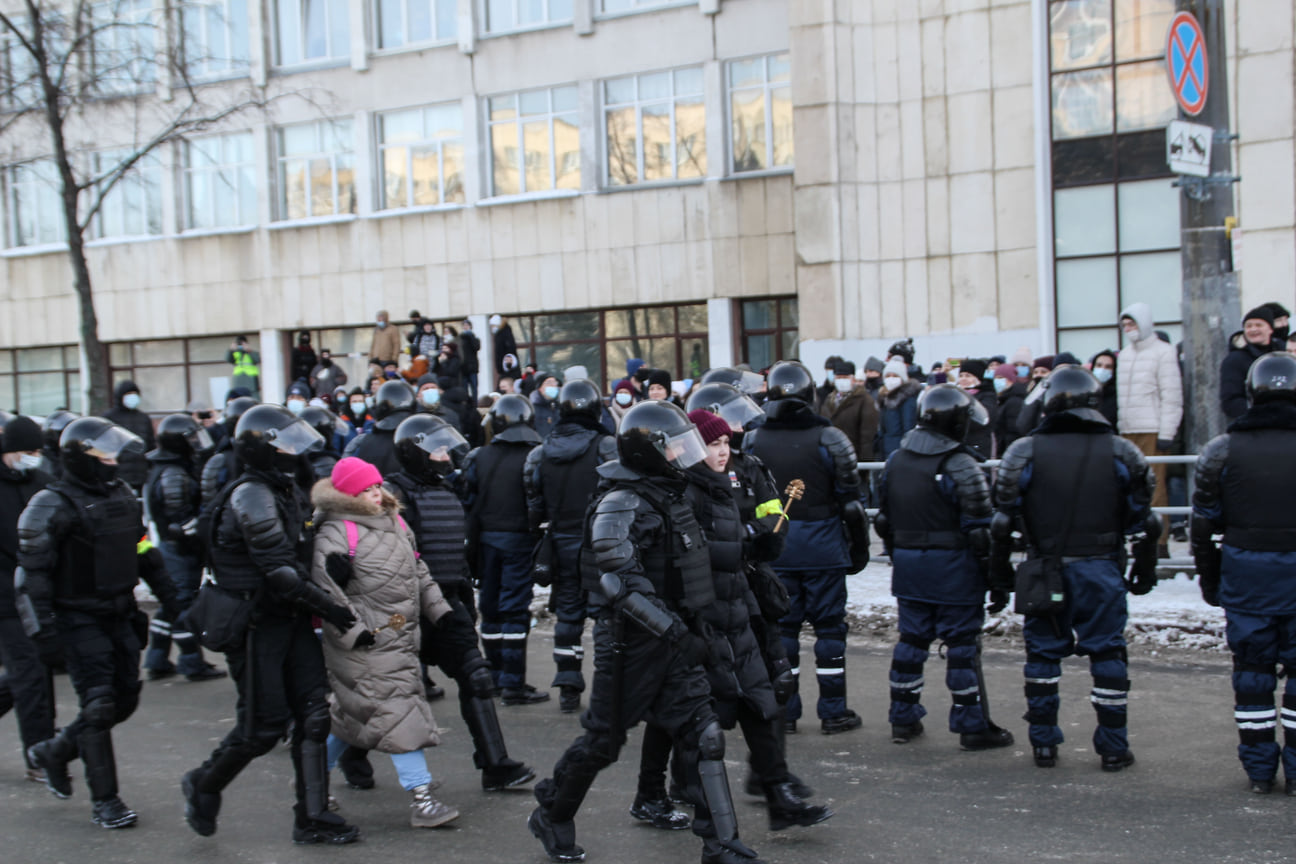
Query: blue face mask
287 399 306 415
350 401 367 415
1093 367 1113 384
122 393 141 410
1016 365 1030 378
543 386 560 401
421 389 441 406
993 377 1010 394
983 368 995 380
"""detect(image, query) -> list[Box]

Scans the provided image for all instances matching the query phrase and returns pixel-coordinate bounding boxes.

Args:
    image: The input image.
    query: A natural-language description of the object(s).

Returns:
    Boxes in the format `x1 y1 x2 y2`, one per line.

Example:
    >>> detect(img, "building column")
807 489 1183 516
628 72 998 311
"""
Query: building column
707 298 734 369
260 328 286 403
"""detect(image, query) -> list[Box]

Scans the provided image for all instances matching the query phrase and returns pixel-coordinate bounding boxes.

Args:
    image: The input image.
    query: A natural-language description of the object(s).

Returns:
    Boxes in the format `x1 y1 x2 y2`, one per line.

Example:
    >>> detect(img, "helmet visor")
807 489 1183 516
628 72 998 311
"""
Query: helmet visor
732 370 765 395
716 393 764 430
265 418 325 455
84 425 145 460
411 424 470 463
665 427 708 471
967 398 990 427
188 427 215 453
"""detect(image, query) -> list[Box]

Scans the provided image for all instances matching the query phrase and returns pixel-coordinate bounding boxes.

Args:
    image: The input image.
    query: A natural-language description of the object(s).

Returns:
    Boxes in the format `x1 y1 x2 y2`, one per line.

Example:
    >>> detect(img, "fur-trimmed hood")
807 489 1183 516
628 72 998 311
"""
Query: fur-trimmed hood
310 477 402 522
879 378 922 410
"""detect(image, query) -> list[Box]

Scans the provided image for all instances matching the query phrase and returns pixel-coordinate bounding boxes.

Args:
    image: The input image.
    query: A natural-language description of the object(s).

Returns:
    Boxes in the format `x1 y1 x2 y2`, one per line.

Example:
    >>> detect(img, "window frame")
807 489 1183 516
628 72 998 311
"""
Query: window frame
89 149 164 241
479 0 574 37
725 52 793 176
108 333 263 414
737 296 799 370
179 0 251 81
375 103 466 211
7 159 67 249
372 0 458 51
485 85 581 199
88 0 157 96
601 66 707 188
275 118 356 222
183 130 258 231
272 0 350 69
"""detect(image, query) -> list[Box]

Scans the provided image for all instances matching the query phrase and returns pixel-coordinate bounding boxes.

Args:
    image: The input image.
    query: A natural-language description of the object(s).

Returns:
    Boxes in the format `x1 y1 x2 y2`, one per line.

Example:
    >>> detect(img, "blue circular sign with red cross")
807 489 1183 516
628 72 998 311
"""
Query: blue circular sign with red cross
1166 11 1209 116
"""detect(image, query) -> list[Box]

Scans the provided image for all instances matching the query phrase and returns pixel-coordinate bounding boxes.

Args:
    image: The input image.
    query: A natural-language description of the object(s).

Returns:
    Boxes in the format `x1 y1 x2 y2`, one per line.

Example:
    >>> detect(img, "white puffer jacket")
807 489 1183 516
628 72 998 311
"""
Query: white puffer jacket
1115 302 1183 439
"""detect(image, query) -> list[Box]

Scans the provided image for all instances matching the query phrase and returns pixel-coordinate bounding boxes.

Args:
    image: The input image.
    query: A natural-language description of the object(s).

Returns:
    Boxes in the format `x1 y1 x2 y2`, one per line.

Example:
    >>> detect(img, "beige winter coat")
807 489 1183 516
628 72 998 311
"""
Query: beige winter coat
310 479 452 753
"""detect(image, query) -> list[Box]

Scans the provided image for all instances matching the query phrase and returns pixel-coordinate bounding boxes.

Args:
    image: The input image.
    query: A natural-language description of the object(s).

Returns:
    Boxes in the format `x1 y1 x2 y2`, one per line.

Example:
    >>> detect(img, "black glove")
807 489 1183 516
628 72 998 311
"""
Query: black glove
322 603 357 633
986 590 1009 615
1199 572 1220 607
747 530 783 563
353 629 376 649
1127 557 1158 596
1156 438 1174 452
325 553 354 590
769 658 796 705
34 630 63 667
456 580 478 622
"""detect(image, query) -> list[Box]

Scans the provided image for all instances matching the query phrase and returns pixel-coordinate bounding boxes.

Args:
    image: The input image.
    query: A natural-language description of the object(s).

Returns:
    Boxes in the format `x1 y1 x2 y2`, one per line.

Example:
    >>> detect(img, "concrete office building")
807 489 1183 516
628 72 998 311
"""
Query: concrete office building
0 0 1290 413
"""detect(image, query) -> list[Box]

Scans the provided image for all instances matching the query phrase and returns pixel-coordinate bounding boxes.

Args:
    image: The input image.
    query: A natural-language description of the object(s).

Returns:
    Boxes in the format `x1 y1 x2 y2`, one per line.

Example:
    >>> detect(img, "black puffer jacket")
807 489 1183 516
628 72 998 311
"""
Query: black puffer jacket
685 463 777 720
0 462 49 617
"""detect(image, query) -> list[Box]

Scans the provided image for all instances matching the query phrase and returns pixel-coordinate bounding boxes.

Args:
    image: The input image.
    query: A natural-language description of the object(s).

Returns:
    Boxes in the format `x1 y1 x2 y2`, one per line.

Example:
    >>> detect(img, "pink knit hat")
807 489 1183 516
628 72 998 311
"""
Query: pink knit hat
332 457 382 497
687 410 732 446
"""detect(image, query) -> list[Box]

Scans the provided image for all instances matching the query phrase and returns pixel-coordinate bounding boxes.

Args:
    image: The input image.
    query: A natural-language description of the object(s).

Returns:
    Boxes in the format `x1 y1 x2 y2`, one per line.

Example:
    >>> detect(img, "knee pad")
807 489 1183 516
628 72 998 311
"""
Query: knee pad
696 719 725 761
302 700 331 743
83 690 116 730
814 638 846 666
944 638 978 670
114 684 141 724
577 732 621 772
466 661 495 700
554 620 584 645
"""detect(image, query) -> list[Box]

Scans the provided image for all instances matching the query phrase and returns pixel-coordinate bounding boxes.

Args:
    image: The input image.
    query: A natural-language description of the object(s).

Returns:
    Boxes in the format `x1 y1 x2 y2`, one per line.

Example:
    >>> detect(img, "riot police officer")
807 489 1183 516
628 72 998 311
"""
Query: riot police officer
463 394 547 705
380 413 537 791
199 395 259 508
40 410 78 479
875 384 1013 750
299 405 343 483
142 414 224 682
1192 352 1296 794
992 366 1157 771
744 360 868 734
180 405 360 844
524 379 618 713
528 401 763 864
17 418 183 828
343 380 416 477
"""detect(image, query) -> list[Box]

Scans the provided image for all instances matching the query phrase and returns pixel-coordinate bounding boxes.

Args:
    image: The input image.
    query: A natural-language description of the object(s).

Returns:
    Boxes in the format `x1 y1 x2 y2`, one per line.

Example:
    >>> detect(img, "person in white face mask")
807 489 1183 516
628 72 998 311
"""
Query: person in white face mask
101 380 156 492
817 360 879 463
609 381 636 428
877 359 922 459
1089 350 1119 427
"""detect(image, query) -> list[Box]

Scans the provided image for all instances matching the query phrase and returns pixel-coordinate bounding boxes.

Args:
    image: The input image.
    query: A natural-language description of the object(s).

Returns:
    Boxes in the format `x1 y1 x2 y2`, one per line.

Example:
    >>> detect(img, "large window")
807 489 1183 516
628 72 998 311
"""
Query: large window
604 67 705 186
0 346 82 415
110 333 262 411
91 150 163 240
727 53 792 174
377 104 465 209
89 0 156 94
1048 0 1180 359
180 0 251 79
277 119 355 220
274 0 349 67
1 19 40 110
185 132 257 229
375 0 457 49
503 304 710 392
739 297 798 371
487 86 580 197
8 159 65 247
482 0 572 34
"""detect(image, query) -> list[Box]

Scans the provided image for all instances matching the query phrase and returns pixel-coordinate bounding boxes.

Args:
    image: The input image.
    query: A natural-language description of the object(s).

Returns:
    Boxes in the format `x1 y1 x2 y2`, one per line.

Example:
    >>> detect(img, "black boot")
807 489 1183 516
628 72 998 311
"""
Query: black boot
337 745 375 790
528 807 585 862
81 729 137 829
182 768 221 836
629 794 691 829
28 727 77 799
959 723 1014 751
502 684 551 706
463 692 536 790
292 803 361 845
1101 750 1136 772
765 782 833 831
701 836 766 864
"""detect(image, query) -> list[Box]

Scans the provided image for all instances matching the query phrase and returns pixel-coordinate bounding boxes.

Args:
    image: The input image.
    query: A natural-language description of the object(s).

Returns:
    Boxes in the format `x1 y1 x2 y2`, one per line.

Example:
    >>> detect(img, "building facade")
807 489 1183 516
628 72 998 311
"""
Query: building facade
0 0 1290 414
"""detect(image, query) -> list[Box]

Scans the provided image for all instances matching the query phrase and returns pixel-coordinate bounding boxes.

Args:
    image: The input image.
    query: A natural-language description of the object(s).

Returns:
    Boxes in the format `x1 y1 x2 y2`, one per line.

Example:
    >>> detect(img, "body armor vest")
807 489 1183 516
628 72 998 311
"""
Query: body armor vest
885 449 965 549
208 477 302 592
473 444 531 533
539 437 606 535
146 461 197 525
1222 429 1296 551
1022 432 1123 556
750 426 837 521
47 480 140 601
388 473 467 583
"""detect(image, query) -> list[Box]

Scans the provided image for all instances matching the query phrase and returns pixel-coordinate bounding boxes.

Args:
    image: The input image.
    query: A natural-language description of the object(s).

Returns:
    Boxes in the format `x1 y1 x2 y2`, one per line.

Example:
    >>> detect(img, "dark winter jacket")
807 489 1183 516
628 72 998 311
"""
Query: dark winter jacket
0 462 50 617
431 349 462 388
964 387 998 459
458 331 481 374
994 380 1028 454
492 324 518 377
291 345 318 384
102 379 155 489
1219 331 1278 421
876 379 922 458
818 386 880 462
530 391 561 441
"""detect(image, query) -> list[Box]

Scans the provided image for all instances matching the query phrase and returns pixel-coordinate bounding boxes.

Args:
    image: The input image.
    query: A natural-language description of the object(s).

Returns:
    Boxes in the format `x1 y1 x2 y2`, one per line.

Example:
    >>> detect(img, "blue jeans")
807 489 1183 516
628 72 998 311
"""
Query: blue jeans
327 734 432 791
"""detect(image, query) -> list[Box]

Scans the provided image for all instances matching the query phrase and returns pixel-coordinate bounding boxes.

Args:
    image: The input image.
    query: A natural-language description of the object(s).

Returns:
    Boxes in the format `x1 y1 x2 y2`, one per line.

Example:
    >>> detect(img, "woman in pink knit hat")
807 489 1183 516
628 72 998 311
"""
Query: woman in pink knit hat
310 457 458 828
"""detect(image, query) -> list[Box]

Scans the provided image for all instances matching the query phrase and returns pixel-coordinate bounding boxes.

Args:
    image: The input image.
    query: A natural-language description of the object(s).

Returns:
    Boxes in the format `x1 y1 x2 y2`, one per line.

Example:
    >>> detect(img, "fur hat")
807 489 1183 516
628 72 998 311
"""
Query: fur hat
331 457 383 497
647 369 672 391
687 410 732 446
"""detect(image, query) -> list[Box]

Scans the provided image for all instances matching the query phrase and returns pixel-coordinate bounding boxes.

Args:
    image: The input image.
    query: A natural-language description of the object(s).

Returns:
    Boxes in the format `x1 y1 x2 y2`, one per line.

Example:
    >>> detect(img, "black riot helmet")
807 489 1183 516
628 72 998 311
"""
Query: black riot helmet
916 384 988 442
699 366 765 395
157 413 216 459
490 394 534 432
233 404 325 473
223 396 259 436
1041 365 1106 424
558 379 603 424
42 410 78 451
764 360 815 404
60 417 145 486
373 380 417 430
394 413 470 481
617 400 708 478
299 406 344 453
1247 352 1296 406
685 383 765 432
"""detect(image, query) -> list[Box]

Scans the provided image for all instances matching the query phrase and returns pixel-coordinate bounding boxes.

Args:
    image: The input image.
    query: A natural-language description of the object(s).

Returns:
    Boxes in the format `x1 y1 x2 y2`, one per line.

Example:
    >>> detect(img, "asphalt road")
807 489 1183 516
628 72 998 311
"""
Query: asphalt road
0 631 1288 864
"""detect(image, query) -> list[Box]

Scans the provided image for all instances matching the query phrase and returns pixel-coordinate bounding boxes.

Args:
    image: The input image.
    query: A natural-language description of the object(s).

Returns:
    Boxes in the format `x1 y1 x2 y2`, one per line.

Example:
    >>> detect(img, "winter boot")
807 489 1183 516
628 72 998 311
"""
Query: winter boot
182 768 221 836
1033 746 1058 768
482 759 536 791
766 782 833 831
820 709 862 735
528 807 586 863
629 794 691 829
891 721 925 744
409 784 459 828
701 837 766 864
959 723 1014 751
502 684 551 706
91 796 138 829
81 729 136 829
291 803 360 845
1101 750 1136 772
28 728 77 798
559 687 582 714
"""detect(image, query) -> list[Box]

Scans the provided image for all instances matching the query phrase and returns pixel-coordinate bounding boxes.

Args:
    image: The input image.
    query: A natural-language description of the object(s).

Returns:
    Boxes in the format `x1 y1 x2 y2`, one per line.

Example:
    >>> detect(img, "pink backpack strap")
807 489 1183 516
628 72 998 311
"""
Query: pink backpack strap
343 520 359 558
396 515 421 558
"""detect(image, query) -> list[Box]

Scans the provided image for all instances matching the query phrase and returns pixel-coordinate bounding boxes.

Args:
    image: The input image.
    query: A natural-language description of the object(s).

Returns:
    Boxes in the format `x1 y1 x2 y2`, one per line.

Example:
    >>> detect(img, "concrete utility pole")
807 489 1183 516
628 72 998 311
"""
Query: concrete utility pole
1177 0 1239 451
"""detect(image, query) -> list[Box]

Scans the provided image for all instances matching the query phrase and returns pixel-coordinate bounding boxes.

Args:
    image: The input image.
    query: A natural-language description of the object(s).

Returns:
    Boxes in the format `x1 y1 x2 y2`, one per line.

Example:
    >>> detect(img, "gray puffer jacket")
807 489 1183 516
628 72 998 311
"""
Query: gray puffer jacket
310 479 452 753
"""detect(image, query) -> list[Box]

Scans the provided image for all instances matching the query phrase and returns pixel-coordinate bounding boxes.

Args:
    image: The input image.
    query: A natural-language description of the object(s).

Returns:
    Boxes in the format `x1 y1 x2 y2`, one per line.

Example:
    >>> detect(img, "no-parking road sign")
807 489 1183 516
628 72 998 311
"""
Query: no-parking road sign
1166 11 1208 116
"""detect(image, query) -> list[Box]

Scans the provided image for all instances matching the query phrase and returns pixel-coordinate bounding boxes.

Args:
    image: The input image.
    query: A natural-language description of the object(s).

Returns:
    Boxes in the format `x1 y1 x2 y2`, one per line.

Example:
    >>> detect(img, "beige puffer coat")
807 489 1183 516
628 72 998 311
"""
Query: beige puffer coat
310 479 452 754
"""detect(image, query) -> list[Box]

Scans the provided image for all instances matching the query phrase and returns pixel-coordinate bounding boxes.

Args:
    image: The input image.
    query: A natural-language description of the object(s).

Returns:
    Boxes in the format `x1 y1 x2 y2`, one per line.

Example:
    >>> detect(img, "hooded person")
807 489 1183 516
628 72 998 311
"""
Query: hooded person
491 315 518 379
292 331 318 384
1117 301 1183 555
1262 302 1290 342
1220 306 1280 421
993 364 1028 453
101 380 156 490
877 360 922 459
